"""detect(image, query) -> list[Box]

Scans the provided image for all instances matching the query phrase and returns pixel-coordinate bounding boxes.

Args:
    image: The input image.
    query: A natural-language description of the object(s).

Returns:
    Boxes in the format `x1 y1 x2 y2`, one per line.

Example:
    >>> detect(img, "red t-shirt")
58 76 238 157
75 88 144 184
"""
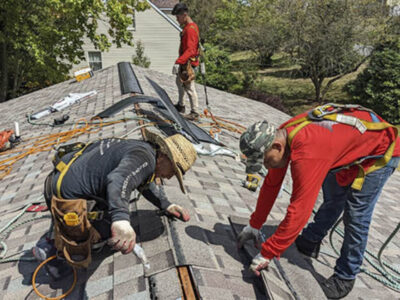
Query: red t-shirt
176 22 200 66
250 110 400 259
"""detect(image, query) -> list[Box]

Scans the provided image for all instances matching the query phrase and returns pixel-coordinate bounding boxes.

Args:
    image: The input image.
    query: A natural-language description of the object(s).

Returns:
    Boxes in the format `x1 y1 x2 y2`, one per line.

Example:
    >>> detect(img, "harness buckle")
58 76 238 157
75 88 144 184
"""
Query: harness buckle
308 104 339 121
88 211 104 221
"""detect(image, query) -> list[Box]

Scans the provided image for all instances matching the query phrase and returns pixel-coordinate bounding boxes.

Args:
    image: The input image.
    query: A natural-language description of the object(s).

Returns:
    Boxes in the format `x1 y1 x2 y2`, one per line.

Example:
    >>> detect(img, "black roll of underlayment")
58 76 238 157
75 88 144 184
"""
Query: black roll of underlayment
94 96 164 119
118 62 144 95
146 76 222 146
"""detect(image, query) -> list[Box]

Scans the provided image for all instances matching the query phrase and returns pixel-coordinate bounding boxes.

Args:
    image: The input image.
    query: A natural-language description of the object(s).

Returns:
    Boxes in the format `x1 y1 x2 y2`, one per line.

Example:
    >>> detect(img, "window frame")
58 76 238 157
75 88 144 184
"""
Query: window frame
88 51 103 71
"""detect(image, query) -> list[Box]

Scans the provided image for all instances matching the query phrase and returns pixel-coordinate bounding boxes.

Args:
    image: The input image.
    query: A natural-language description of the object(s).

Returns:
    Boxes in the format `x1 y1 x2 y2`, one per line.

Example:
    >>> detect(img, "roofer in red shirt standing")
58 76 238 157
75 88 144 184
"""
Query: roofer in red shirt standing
237 104 400 299
171 3 200 121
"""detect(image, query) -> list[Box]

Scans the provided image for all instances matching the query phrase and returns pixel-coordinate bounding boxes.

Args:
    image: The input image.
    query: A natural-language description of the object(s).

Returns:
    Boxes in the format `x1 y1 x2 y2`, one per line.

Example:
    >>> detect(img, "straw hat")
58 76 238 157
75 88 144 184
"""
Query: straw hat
145 129 197 193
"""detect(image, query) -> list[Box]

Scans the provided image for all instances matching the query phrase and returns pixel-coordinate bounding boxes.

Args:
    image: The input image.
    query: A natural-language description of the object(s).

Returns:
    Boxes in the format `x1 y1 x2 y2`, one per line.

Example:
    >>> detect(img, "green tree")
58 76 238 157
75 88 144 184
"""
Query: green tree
0 0 149 102
132 40 151 68
184 0 226 42
197 43 242 94
286 0 388 103
229 0 288 67
345 37 400 124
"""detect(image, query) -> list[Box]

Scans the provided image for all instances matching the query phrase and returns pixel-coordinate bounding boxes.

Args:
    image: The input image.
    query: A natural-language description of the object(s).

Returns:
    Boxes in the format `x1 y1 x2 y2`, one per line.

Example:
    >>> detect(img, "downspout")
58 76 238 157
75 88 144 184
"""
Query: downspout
145 0 182 32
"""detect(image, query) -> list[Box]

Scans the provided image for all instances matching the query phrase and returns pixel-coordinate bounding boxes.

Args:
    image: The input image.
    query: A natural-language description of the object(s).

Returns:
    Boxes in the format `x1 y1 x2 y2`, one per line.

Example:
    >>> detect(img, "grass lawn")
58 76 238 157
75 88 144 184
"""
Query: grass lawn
231 52 362 116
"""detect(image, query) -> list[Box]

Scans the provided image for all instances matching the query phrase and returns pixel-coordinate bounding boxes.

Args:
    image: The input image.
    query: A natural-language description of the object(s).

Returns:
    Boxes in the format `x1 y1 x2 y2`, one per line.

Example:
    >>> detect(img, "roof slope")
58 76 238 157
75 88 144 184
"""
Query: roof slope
0 64 399 299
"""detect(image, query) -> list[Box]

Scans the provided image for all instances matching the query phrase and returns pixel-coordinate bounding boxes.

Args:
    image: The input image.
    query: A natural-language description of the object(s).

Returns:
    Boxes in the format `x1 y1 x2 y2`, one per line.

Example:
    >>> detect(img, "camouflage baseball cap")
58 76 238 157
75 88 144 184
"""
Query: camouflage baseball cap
240 121 277 173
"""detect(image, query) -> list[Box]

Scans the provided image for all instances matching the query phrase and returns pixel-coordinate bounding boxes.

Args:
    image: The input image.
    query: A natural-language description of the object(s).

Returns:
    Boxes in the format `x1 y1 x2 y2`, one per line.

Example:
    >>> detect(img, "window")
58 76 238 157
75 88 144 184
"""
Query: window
88 51 102 71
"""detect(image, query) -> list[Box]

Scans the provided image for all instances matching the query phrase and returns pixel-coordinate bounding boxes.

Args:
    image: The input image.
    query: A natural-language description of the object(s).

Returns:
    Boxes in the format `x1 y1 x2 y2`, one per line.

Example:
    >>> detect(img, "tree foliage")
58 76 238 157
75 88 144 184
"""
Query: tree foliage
227 0 288 67
204 0 288 67
285 0 388 102
132 40 151 68
184 0 226 42
197 43 242 94
0 0 149 102
345 37 400 124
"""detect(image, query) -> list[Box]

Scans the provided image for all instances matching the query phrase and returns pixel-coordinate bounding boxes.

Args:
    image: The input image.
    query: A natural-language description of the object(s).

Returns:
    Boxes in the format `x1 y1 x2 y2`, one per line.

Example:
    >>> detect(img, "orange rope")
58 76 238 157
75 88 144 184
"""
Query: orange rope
200 109 245 137
0 118 124 180
32 255 77 300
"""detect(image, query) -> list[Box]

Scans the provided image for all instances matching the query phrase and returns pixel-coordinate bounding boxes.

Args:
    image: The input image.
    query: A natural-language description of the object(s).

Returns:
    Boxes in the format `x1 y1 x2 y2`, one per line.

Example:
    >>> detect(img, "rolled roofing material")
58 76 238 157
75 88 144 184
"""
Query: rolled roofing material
94 96 164 119
118 62 144 95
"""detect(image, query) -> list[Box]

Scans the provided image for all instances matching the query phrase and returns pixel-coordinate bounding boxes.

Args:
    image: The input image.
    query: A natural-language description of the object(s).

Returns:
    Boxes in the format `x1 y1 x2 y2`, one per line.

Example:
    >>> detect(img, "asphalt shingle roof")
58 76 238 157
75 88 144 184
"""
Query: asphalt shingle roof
0 64 399 299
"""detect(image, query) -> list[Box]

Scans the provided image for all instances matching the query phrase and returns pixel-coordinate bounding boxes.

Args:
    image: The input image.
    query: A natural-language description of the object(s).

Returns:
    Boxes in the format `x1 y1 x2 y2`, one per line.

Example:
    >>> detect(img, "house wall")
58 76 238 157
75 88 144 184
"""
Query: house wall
73 8 180 75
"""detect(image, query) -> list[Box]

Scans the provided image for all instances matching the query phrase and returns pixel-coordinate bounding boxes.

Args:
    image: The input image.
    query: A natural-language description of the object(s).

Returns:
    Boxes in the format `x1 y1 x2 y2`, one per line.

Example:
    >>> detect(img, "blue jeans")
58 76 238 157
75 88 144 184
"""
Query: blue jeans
301 156 400 280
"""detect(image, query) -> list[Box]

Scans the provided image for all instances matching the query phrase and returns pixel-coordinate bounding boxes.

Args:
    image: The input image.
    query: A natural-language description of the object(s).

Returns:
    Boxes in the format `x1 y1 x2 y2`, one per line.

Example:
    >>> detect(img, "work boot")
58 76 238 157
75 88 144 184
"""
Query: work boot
295 234 320 258
185 111 199 121
174 103 186 113
32 237 71 280
320 274 355 299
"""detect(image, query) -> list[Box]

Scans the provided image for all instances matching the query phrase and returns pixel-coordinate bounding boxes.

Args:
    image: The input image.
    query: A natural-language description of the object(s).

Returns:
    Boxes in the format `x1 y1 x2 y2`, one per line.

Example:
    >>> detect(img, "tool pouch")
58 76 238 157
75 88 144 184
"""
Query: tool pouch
179 62 196 83
51 196 101 268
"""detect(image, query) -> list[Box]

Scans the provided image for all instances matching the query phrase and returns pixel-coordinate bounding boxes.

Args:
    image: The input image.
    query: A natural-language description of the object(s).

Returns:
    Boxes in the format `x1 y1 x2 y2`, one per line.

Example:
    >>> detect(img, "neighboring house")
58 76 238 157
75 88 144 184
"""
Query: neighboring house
151 0 179 15
73 0 180 75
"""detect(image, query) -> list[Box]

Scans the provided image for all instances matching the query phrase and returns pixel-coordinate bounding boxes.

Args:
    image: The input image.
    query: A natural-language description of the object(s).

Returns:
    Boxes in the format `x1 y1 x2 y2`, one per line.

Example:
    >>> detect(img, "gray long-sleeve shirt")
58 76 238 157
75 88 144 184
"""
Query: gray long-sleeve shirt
52 138 171 222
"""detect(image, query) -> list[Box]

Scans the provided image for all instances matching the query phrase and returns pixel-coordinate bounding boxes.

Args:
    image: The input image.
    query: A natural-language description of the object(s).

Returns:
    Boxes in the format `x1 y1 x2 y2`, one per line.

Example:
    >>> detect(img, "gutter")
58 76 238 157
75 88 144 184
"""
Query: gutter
145 0 182 32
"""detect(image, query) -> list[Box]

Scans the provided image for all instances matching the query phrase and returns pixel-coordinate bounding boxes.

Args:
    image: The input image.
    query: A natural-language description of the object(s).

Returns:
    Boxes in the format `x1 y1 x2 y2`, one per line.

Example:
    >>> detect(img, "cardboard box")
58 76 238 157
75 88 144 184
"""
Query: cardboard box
74 67 94 82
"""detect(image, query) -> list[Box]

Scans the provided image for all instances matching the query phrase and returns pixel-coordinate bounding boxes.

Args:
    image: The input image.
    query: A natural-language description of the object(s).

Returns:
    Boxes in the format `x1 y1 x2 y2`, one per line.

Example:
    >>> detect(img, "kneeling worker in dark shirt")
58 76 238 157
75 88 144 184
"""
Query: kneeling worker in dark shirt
42 130 197 262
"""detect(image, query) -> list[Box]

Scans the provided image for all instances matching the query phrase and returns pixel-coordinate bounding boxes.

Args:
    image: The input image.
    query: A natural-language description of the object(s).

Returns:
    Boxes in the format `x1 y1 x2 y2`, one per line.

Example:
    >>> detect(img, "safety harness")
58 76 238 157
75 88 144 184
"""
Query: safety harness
178 24 200 83
53 141 156 220
283 103 398 190
180 23 200 64
47 141 157 271
54 142 90 199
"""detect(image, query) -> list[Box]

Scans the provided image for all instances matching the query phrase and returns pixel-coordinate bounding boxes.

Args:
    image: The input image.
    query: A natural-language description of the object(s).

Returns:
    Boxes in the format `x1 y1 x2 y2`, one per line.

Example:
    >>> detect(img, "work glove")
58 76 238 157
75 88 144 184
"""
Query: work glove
242 173 262 192
172 64 180 75
250 253 270 276
166 204 190 222
237 224 261 249
108 220 136 254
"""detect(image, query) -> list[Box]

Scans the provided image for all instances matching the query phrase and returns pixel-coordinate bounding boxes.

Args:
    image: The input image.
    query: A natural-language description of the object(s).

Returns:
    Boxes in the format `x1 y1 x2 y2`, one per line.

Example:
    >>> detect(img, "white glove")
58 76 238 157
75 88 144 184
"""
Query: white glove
237 224 261 249
250 253 270 276
166 204 190 222
172 64 180 75
108 220 136 254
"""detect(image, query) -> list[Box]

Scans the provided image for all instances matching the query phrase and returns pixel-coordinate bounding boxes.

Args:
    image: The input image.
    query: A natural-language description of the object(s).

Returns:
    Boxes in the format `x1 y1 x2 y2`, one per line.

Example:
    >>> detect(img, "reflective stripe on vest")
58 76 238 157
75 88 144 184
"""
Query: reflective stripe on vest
284 104 398 190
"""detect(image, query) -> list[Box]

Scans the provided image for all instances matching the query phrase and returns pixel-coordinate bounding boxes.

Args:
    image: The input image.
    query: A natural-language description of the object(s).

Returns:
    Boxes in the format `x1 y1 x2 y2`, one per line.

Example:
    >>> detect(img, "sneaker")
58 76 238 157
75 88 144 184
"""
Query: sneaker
32 237 56 261
295 234 320 258
32 237 71 280
320 274 355 299
185 111 199 121
174 103 186 113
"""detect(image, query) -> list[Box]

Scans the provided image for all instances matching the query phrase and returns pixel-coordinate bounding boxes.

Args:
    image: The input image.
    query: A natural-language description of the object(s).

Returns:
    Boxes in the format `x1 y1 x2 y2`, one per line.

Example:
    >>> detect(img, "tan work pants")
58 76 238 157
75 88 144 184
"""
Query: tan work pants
176 74 199 113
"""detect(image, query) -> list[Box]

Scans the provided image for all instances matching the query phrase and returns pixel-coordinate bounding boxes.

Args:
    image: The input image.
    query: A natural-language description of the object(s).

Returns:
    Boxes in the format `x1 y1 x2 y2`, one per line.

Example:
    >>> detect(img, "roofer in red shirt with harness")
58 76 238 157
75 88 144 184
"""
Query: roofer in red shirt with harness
171 3 200 121
237 104 400 299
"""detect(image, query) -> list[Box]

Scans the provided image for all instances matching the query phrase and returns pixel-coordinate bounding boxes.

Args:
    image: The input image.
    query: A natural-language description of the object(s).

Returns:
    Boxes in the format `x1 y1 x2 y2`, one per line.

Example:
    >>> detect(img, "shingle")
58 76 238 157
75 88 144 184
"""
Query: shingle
85 275 113 298
168 220 218 269
0 64 398 300
144 249 175 277
113 276 147 299
149 268 182 299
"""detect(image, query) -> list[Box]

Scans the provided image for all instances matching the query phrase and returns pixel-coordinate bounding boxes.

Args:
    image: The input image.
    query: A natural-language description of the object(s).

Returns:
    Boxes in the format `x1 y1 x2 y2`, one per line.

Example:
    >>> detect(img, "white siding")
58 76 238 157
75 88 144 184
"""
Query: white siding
73 8 180 75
